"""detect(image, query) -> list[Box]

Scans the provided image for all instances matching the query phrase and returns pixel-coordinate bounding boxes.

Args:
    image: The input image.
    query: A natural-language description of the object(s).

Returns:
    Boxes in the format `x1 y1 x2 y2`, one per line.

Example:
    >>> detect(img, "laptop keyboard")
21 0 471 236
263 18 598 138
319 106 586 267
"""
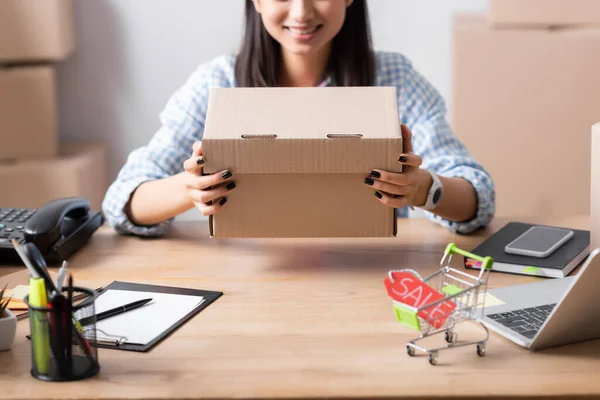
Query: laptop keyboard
486 303 556 339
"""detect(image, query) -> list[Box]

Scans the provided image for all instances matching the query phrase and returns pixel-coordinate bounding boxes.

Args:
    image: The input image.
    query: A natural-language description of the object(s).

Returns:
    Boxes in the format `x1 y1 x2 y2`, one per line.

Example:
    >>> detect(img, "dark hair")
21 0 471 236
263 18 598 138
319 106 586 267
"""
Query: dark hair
234 0 375 87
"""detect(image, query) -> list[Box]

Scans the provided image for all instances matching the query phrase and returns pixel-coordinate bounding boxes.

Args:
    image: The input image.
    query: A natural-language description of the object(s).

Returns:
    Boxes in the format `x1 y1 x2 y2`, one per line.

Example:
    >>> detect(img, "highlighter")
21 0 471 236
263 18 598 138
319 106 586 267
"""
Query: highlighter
28 277 50 375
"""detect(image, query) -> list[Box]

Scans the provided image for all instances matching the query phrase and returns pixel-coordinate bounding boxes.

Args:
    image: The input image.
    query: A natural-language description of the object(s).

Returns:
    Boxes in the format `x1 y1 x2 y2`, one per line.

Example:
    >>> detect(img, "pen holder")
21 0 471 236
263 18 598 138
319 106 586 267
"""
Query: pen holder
24 287 100 382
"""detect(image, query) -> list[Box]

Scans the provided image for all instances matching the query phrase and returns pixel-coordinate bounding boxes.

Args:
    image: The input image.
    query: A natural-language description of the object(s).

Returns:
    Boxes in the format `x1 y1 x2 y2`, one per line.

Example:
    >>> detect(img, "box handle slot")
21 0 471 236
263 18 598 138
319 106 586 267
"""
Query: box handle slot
326 134 363 139
241 134 278 139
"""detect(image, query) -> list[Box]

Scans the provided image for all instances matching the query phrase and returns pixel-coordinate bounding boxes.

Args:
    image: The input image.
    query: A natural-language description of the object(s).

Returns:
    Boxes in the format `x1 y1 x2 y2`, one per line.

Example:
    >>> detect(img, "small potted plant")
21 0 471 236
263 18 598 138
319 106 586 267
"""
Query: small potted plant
0 284 17 351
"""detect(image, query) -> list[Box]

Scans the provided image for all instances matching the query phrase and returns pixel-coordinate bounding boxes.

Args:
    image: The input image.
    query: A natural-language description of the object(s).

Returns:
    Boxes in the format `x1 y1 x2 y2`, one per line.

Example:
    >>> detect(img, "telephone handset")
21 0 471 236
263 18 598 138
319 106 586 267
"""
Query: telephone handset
0 197 104 265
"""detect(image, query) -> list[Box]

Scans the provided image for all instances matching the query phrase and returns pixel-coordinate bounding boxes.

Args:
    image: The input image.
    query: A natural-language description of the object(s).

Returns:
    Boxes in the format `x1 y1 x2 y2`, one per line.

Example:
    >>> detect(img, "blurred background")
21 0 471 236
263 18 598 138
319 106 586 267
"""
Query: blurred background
1 0 599 222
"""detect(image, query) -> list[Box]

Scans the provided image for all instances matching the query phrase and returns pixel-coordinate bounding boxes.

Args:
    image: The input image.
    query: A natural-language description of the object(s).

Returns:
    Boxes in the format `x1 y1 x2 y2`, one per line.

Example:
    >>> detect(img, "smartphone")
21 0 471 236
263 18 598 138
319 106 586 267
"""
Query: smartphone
504 226 574 258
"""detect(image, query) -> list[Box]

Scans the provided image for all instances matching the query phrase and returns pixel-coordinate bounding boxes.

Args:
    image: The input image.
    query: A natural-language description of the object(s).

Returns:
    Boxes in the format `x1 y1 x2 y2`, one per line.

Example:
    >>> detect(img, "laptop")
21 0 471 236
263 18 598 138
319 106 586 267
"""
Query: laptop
480 248 600 350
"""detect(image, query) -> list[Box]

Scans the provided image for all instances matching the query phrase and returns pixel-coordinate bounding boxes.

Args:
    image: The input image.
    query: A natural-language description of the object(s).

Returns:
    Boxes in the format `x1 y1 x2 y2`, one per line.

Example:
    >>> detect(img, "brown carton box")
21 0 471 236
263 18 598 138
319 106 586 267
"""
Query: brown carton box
0 142 107 211
0 0 76 63
489 0 600 27
591 123 600 249
452 15 600 218
202 87 403 238
0 65 57 161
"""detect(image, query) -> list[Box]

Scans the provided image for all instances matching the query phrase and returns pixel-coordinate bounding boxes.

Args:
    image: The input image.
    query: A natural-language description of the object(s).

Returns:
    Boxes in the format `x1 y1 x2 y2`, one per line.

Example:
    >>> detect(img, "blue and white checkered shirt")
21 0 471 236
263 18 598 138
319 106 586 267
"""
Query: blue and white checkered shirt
102 51 495 237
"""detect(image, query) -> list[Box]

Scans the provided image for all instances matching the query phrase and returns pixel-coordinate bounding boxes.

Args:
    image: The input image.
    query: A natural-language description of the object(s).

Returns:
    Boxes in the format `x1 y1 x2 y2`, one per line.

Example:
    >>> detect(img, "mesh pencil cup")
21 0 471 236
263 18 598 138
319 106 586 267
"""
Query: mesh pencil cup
24 286 100 381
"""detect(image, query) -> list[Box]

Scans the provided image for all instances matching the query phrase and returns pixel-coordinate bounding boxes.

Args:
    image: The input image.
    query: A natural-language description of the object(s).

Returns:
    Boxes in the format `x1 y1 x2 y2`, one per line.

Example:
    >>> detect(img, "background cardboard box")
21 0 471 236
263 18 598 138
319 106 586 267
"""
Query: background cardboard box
591 123 600 249
489 0 600 27
0 142 107 211
0 0 76 63
452 15 600 219
0 65 58 161
202 87 403 238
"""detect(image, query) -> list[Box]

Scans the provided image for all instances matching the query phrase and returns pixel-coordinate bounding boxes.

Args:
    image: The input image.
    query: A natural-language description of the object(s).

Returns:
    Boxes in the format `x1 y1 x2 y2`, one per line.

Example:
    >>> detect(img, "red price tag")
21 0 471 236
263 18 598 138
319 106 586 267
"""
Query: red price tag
384 271 456 329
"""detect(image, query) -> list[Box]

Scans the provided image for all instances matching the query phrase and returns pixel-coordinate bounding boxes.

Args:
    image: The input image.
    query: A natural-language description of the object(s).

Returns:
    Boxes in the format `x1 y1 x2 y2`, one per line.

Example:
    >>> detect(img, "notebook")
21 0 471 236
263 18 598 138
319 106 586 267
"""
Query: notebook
85 281 222 352
465 222 590 278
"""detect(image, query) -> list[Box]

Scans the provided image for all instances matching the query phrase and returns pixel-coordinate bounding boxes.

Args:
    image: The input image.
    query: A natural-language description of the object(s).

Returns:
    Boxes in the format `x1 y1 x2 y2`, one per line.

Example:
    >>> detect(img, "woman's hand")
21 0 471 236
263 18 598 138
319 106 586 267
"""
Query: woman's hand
182 141 236 216
365 124 429 209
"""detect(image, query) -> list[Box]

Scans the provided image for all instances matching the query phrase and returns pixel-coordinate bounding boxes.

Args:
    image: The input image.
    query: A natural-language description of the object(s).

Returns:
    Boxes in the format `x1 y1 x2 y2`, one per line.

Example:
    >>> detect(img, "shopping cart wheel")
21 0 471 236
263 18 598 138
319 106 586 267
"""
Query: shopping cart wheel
477 343 486 357
428 352 439 366
406 345 415 356
444 330 457 343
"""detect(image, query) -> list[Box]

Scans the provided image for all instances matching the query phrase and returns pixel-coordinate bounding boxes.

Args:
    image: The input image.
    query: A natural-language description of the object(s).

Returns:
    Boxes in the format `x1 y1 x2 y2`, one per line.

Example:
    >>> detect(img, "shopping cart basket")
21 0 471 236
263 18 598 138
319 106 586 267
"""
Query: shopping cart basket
385 243 493 365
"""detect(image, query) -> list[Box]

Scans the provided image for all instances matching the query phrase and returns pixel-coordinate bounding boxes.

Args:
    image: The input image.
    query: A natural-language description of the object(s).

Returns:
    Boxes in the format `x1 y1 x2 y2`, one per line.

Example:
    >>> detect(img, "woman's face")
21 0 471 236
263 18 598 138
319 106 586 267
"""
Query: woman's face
253 0 352 57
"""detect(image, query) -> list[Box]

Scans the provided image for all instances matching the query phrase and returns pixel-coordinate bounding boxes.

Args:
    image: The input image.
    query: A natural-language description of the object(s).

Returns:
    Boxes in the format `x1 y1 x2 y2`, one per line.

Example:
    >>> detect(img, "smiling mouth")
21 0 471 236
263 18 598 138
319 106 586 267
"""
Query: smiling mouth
284 25 323 35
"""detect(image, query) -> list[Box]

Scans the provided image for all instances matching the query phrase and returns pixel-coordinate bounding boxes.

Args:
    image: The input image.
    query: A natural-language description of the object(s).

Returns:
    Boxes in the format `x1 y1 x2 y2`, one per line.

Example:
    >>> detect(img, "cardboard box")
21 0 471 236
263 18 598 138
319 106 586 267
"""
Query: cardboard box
489 0 600 27
591 123 600 249
0 65 57 161
202 87 403 238
452 15 600 218
0 0 76 63
0 142 107 211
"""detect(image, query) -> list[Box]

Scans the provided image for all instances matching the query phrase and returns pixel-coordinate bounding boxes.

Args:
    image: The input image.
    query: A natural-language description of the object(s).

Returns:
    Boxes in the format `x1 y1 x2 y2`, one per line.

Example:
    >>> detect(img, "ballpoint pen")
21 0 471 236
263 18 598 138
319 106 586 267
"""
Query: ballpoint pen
23 242 59 296
56 261 68 292
78 298 153 326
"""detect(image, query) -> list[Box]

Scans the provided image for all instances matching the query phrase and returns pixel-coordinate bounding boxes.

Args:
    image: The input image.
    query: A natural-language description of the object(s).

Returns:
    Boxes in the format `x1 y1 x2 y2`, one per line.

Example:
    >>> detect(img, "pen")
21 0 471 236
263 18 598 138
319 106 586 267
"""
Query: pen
24 242 58 296
66 275 73 367
11 239 40 279
56 261 68 292
78 298 153 326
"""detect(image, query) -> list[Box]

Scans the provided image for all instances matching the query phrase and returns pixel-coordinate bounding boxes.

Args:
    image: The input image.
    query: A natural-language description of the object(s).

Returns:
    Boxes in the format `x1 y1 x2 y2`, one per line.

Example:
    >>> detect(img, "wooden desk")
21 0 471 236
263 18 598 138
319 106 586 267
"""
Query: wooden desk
1 216 599 399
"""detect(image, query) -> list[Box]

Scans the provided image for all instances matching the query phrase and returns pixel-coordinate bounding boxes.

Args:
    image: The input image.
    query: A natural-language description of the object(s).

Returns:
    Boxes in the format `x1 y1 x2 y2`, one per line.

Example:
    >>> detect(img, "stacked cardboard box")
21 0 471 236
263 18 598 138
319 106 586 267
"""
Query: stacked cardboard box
452 2 600 219
0 0 107 209
489 0 600 27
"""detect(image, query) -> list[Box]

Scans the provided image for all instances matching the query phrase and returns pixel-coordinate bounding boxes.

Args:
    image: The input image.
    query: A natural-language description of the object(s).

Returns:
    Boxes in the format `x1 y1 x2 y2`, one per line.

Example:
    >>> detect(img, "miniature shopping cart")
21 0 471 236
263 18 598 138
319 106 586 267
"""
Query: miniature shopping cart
386 243 493 365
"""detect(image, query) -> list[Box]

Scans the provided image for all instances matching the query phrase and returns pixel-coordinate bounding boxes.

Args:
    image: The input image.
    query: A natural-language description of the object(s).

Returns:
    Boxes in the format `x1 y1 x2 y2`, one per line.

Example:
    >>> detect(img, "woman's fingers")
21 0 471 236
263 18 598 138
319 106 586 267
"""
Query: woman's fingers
194 196 229 216
364 177 417 197
373 191 412 209
397 153 422 168
183 141 205 174
368 168 417 187
187 181 236 204
188 169 233 191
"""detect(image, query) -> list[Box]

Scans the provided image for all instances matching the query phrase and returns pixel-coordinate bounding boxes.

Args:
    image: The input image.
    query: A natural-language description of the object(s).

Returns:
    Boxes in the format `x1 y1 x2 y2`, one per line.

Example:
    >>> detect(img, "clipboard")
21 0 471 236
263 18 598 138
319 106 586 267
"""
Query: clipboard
92 281 223 352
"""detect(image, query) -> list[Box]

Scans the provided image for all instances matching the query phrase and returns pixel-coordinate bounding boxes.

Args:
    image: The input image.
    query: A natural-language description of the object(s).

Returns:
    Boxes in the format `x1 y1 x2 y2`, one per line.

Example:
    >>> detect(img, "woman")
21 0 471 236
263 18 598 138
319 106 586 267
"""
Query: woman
102 0 495 237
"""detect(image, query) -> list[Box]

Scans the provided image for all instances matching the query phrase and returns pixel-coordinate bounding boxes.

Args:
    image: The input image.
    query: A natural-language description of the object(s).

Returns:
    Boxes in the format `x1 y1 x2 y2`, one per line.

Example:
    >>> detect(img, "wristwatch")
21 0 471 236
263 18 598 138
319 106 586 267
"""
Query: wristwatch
422 169 443 211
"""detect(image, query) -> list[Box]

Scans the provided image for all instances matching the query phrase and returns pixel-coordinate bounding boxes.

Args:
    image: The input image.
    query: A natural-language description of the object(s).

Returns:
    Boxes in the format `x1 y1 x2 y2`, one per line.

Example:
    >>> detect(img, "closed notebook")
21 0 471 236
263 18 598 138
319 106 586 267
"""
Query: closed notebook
465 222 590 278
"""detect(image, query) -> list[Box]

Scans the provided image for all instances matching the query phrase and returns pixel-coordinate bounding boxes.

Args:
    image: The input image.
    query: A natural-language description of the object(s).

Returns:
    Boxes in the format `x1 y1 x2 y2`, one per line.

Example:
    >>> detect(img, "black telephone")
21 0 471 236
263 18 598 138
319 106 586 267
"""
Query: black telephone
0 197 104 265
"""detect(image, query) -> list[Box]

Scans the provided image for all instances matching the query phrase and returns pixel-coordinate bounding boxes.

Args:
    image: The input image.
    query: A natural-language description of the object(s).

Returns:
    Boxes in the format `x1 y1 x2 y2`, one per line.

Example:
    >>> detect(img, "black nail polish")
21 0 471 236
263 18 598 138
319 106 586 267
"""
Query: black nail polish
398 156 408 163
370 170 381 178
364 178 374 186
374 191 383 199
196 156 205 165
226 182 236 191
221 170 232 179
219 197 227 206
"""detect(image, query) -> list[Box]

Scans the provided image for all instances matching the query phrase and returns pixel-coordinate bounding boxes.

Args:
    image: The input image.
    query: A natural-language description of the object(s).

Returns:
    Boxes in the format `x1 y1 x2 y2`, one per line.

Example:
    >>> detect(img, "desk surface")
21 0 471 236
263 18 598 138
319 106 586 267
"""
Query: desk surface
1 216 599 400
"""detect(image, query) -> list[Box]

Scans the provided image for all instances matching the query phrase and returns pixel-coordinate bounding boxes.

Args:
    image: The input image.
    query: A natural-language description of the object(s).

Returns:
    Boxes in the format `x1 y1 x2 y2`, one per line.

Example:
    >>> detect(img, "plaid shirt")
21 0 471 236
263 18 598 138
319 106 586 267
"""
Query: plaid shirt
102 51 495 237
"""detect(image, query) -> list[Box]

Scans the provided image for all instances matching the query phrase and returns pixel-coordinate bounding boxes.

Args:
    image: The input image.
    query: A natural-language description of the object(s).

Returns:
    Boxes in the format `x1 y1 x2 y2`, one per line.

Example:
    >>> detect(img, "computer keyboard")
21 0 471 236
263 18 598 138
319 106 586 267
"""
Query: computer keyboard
0 208 38 262
486 303 557 339
0 208 37 241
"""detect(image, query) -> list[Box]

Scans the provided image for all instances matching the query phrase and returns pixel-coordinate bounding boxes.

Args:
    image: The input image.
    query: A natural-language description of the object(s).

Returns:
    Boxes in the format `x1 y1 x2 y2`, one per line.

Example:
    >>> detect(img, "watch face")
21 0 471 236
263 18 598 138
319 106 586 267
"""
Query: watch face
433 188 442 205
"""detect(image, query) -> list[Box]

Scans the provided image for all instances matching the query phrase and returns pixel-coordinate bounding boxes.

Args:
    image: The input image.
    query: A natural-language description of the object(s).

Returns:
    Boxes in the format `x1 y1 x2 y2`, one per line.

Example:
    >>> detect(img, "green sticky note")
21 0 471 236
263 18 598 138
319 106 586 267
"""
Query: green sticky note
524 267 539 274
393 303 420 331
442 284 462 295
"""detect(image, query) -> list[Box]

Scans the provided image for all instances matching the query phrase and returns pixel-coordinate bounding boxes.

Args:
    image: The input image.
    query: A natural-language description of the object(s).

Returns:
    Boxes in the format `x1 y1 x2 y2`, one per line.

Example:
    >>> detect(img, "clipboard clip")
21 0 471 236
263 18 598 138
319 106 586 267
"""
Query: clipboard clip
92 329 127 347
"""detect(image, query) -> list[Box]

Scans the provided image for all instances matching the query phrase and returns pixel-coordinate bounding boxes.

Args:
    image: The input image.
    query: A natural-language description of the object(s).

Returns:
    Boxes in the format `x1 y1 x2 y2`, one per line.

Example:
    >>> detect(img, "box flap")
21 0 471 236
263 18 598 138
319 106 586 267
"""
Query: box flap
202 87 402 174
